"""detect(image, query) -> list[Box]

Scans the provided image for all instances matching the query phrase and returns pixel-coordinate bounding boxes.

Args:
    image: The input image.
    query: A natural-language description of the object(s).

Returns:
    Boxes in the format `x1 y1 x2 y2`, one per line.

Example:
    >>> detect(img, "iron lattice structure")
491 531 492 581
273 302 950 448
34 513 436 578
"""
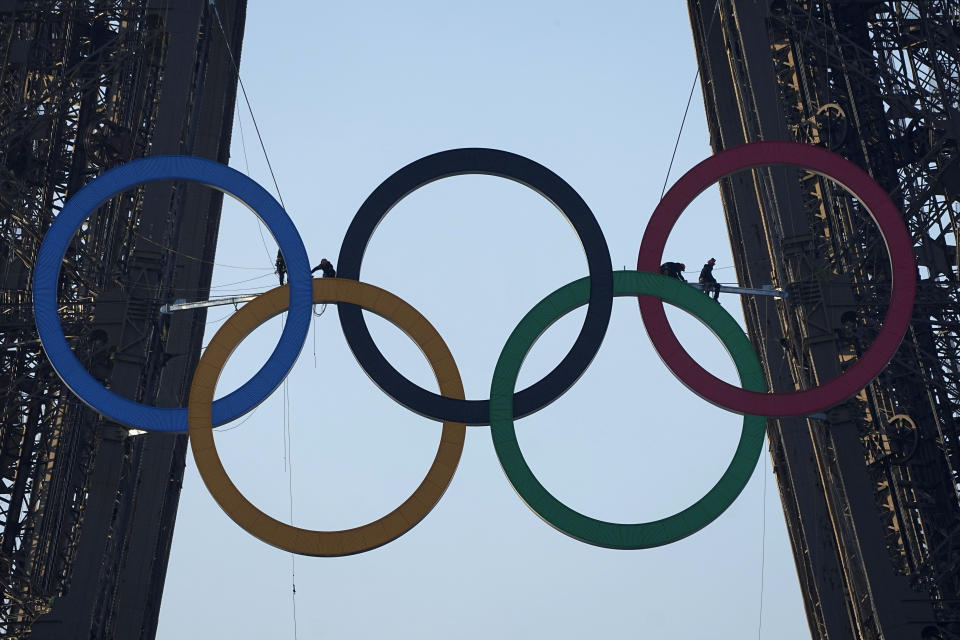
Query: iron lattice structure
0 1 246 637
688 0 960 637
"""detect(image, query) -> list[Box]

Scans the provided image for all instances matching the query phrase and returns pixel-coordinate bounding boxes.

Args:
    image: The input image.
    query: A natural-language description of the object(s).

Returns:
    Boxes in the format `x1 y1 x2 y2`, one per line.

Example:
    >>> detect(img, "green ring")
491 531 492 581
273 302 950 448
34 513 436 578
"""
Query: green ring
489 270 767 549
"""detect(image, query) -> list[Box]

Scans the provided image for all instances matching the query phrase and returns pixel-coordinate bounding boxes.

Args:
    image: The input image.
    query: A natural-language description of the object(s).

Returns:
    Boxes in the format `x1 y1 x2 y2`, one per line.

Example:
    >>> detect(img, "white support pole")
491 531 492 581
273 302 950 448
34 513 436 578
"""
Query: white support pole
159 294 259 314
688 283 788 298
159 282 786 315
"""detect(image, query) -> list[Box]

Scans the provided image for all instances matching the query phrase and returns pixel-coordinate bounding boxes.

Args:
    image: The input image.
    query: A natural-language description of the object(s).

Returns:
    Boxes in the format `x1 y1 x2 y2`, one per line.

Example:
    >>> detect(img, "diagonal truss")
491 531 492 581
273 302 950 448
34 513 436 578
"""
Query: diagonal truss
0 1 246 637
688 1 960 637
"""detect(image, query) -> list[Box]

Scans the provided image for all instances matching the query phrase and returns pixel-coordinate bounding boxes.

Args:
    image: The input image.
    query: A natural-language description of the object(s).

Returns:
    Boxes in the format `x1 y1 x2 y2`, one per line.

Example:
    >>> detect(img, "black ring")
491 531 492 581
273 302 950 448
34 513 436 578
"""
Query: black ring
337 148 613 425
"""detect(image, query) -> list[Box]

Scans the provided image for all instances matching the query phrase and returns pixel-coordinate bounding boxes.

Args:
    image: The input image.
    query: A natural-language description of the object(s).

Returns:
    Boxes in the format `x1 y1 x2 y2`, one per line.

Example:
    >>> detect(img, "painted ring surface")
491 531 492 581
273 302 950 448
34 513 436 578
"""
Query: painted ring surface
337 148 613 426
33 142 917 553
188 278 467 556
32 155 312 432
637 141 916 417
490 271 767 548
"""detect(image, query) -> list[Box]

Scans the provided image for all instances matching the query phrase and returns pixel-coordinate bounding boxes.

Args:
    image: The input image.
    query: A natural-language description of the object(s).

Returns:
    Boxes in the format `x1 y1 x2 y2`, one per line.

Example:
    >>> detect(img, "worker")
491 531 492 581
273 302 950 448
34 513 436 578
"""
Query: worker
311 258 336 278
275 250 286 286
659 262 687 281
699 258 720 300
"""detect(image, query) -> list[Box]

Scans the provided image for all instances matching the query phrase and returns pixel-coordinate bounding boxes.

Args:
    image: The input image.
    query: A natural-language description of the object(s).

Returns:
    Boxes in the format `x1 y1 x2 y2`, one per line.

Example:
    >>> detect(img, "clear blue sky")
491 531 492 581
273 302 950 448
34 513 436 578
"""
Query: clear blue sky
156 2 811 638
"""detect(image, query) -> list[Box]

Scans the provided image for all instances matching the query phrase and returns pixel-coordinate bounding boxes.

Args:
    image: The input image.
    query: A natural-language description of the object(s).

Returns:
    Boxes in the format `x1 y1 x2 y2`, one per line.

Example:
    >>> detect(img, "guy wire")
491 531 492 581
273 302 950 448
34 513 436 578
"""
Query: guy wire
210 1 288 212
659 0 721 200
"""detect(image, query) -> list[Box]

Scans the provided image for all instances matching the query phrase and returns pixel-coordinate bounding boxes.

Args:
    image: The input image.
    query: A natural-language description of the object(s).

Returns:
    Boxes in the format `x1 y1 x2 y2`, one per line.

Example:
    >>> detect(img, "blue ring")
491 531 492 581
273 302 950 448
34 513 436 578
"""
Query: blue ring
32 156 312 432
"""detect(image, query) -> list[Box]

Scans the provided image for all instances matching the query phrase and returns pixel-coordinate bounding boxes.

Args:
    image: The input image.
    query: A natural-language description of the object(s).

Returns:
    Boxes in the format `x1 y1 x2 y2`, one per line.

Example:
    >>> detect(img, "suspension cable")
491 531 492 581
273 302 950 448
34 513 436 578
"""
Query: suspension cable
660 0 722 200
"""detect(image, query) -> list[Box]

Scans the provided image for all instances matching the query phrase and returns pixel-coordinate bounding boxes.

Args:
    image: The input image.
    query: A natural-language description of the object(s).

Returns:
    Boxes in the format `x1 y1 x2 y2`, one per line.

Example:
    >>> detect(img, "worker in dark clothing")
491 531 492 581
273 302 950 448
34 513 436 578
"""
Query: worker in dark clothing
699 258 720 300
311 258 336 278
659 262 687 281
275 250 286 286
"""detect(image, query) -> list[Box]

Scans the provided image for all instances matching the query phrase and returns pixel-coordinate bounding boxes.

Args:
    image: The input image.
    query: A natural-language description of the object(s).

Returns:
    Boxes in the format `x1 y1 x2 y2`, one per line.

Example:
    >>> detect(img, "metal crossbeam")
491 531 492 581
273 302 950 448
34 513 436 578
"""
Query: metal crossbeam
688 283 787 298
159 295 258 313
688 1 960 637
158 282 787 316
0 2 247 638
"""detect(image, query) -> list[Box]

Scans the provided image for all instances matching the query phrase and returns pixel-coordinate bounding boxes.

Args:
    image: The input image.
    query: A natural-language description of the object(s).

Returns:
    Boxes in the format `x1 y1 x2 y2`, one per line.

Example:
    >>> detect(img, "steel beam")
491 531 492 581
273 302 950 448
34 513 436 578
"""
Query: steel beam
0 1 247 638
687 1 960 637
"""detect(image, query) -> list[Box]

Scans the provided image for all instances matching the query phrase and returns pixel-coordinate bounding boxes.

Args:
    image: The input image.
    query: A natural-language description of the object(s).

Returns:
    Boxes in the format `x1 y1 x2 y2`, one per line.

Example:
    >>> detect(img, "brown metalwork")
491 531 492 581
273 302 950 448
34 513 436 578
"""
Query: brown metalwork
688 1 960 637
0 1 247 637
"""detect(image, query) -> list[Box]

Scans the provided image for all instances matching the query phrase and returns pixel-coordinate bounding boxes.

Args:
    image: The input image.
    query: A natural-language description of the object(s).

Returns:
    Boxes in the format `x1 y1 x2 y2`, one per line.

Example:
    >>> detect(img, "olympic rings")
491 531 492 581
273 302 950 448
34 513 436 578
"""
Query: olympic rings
31 142 917 553
637 141 916 416
337 148 613 425
188 278 466 556
33 156 313 432
490 271 766 548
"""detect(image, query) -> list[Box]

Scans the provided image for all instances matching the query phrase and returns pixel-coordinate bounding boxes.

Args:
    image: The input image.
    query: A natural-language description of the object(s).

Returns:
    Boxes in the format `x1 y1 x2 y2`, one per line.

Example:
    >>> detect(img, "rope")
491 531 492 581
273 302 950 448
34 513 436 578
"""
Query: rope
282 319 289 477
682 265 735 277
276 307 299 640
235 107 275 266
134 232 274 270
758 439 768 639
311 306 328 366
285 375 299 639
757 268 771 638
0 273 277 308
214 406 260 432
210 1 288 211
211 5 299 626
659 0 722 200
208 273 277 288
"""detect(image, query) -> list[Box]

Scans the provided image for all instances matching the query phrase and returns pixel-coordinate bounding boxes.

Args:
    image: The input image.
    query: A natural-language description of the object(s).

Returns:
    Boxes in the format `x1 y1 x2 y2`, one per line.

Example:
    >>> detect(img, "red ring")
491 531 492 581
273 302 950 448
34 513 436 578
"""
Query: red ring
637 141 916 416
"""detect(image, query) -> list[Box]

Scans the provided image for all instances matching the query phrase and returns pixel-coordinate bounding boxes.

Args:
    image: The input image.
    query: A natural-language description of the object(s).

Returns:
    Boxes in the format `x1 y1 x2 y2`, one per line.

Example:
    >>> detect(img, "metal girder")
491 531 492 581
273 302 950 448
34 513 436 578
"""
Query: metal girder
688 1 960 637
0 1 246 637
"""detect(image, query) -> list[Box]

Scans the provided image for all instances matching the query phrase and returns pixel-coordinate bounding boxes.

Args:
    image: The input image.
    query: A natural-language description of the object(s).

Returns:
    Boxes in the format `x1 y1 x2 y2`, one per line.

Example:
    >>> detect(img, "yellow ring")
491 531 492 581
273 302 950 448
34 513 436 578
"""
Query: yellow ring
187 278 466 556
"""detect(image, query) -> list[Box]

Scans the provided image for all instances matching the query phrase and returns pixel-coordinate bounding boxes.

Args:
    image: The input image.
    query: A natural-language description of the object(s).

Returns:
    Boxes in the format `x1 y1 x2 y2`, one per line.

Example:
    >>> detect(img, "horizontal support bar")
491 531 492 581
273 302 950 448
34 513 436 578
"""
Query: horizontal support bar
160 281 787 315
688 283 788 298
159 295 258 314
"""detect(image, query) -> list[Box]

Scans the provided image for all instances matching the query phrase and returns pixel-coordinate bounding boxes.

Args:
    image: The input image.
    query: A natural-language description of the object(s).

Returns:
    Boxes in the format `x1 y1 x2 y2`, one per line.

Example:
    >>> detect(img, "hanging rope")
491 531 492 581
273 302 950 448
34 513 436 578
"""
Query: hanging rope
210 1 288 211
284 375 299 639
275 307 300 640
134 231 274 270
210 5 299 634
660 0 722 200
214 406 261 432
235 108 275 266
758 446 767 639
758 288 769 635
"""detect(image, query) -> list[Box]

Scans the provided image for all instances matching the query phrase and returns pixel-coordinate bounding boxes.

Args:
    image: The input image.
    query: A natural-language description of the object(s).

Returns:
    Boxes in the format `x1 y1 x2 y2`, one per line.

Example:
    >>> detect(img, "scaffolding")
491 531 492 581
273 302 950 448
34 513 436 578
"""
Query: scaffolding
0 1 246 637
688 1 960 637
